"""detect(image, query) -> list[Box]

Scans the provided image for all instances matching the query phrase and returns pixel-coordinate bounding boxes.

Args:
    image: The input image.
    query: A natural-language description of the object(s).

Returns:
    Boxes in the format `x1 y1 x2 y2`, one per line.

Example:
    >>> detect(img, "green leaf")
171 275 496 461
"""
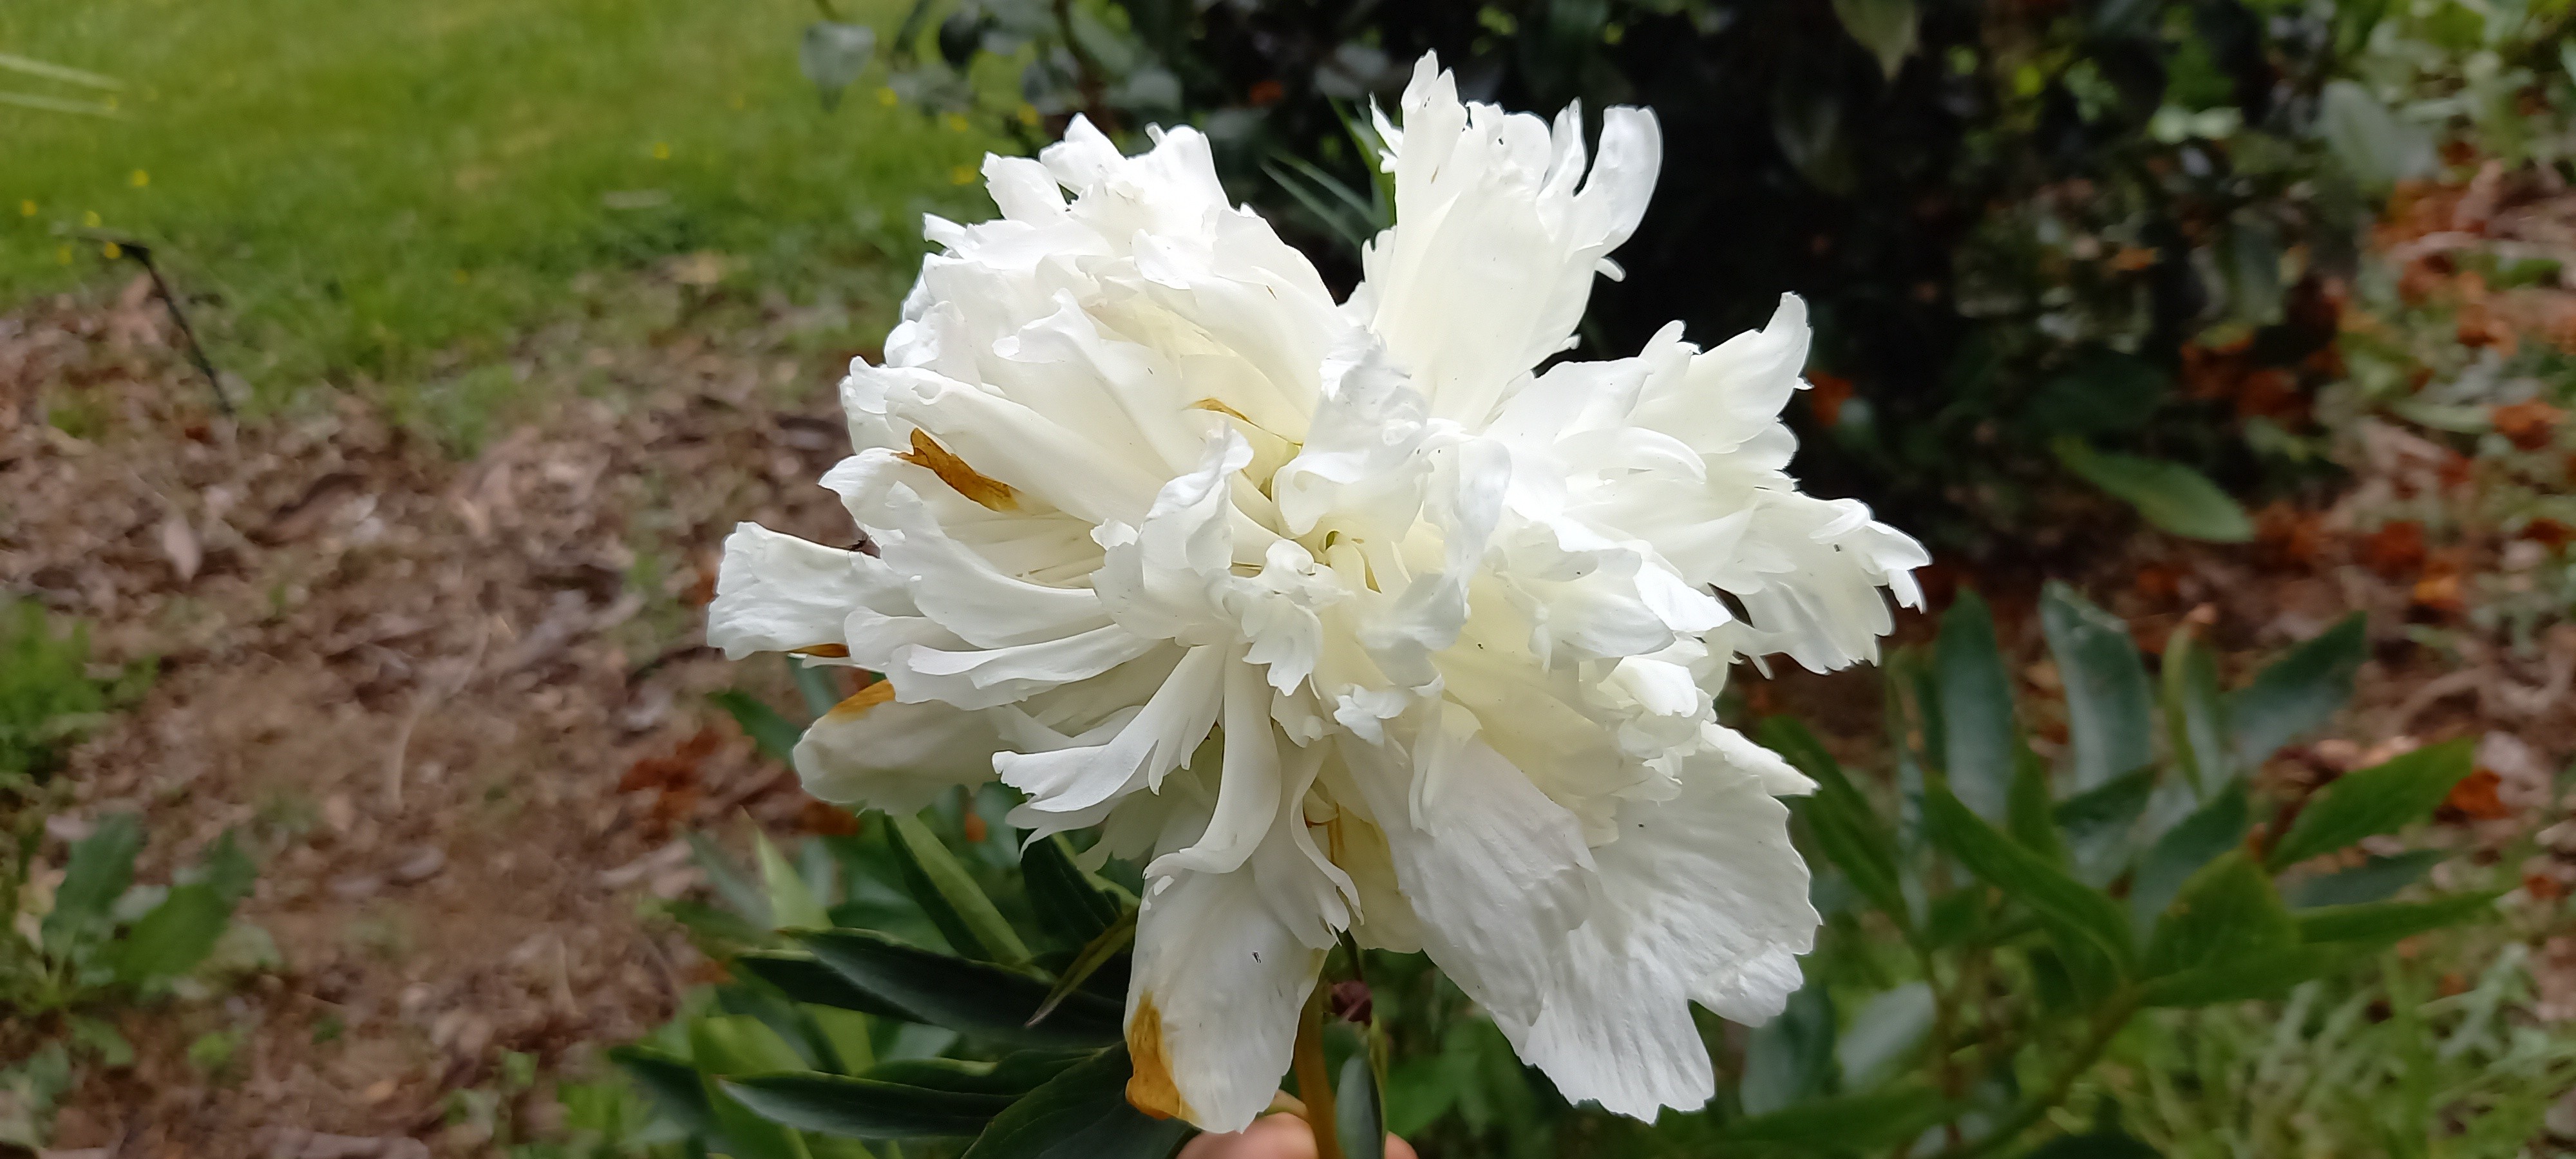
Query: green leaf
2040 583 2155 792
735 951 913 1019
808 1004 876 1075
725 1071 1016 1138
1924 780 2135 970
1835 982 1935 1088
194 830 257 906
109 882 236 985
715 690 806 766
790 656 846 720
1936 590 2018 820
1338 1054 1386 1159
2266 739 2474 870
2056 766 2156 887
2295 893 2496 946
798 929 1122 1048
2161 627 2228 791
2145 851 2293 977
1021 834 1126 947
800 22 879 111
866 1053 1086 1096
2284 850 2443 909
2022 1130 2162 1158
1740 982 1835 1115
1030 909 1135 1029
1831 0 1918 80
2226 614 2364 768
1764 717 1909 928
757 831 831 932
2130 785 2249 938
889 813 1032 966
690 831 772 925
2008 745 2065 864
2319 79 2434 193
2141 943 2353 1007
1718 1085 1957 1148
695 1015 812 1075
694 1017 824 1159
610 1046 719 1134
2053 438 2254 543
43 813 142 956
960 1046 1193 1159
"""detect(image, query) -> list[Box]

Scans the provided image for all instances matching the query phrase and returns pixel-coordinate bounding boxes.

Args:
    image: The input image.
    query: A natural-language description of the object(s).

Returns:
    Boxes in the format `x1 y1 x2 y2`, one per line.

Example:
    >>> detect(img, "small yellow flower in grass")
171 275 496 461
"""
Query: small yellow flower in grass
82 210 101 228
55 244 72 265
949 164 976 185
942 112 971 133
100 241 122 259
728 93 747 110
18 200 33 217
1016 103 1040 126
876 87 898 108
129 169 149 188
652 142 672 160
453 269 470 285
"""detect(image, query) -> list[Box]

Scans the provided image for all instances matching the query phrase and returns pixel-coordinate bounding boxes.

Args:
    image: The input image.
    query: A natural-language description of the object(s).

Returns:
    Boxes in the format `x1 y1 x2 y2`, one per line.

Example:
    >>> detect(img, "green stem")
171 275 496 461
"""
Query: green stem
1931 990 2141 1159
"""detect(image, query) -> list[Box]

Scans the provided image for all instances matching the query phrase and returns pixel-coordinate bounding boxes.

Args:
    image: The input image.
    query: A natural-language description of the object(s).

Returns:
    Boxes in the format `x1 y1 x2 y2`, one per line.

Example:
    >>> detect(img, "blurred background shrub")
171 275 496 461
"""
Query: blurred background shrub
861 0 2572 550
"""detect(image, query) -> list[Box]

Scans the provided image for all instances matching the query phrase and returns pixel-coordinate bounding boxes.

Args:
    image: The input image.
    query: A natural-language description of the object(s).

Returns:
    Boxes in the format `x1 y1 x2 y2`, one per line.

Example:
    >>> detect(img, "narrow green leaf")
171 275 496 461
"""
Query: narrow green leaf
889 813 1032 966
1338 1054 1387 1159
2284 850 2443 909
2055 766 2156 887
2266 739 2474 870
2161 627 2228 791
109 882 235 984
866 1053 1087 1096
2226 614 2365 768
1835 982 1935 1088
1030 909 1135 1029
757 831 831 932
2021 1131 2162 1158
1923 780 2135 969
735 951 913 1019
1740 982 1836 1115
689 831 771 925
2130 785 2250 937
960 1046 1193 1159
1719 1084 1957 1147
695 1015 811 1075
2145 851 2293 977
1763 717 1908 928
797 928 1122 1048
610 1046 719 1134
714 689 805 766
1937 590 2018 821
726 1072 1015 1138
807 1004 876 1075
195 830 257 906
789 656 845 720
2295 893 2496 946
2054 437 2255 542
2040 582 2155 791
1021 834 1126 947
2141 944 2353 1007
43 813 142 956
2007 745 2065 864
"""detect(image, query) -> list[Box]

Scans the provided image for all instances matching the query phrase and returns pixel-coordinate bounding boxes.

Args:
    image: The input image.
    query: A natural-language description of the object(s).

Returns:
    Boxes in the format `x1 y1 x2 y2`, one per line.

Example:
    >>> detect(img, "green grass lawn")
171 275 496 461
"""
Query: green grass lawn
1 0 996 404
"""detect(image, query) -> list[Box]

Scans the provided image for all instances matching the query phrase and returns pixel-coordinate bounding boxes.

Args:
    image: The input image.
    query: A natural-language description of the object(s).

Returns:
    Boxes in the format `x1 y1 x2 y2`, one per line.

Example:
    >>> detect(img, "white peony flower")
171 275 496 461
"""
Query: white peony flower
709 52 1927 1131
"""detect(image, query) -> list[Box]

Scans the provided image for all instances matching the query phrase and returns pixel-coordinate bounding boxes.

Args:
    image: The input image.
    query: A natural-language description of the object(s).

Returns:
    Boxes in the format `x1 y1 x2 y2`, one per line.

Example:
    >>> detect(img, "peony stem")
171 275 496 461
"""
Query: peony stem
1291 983 1347 1159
